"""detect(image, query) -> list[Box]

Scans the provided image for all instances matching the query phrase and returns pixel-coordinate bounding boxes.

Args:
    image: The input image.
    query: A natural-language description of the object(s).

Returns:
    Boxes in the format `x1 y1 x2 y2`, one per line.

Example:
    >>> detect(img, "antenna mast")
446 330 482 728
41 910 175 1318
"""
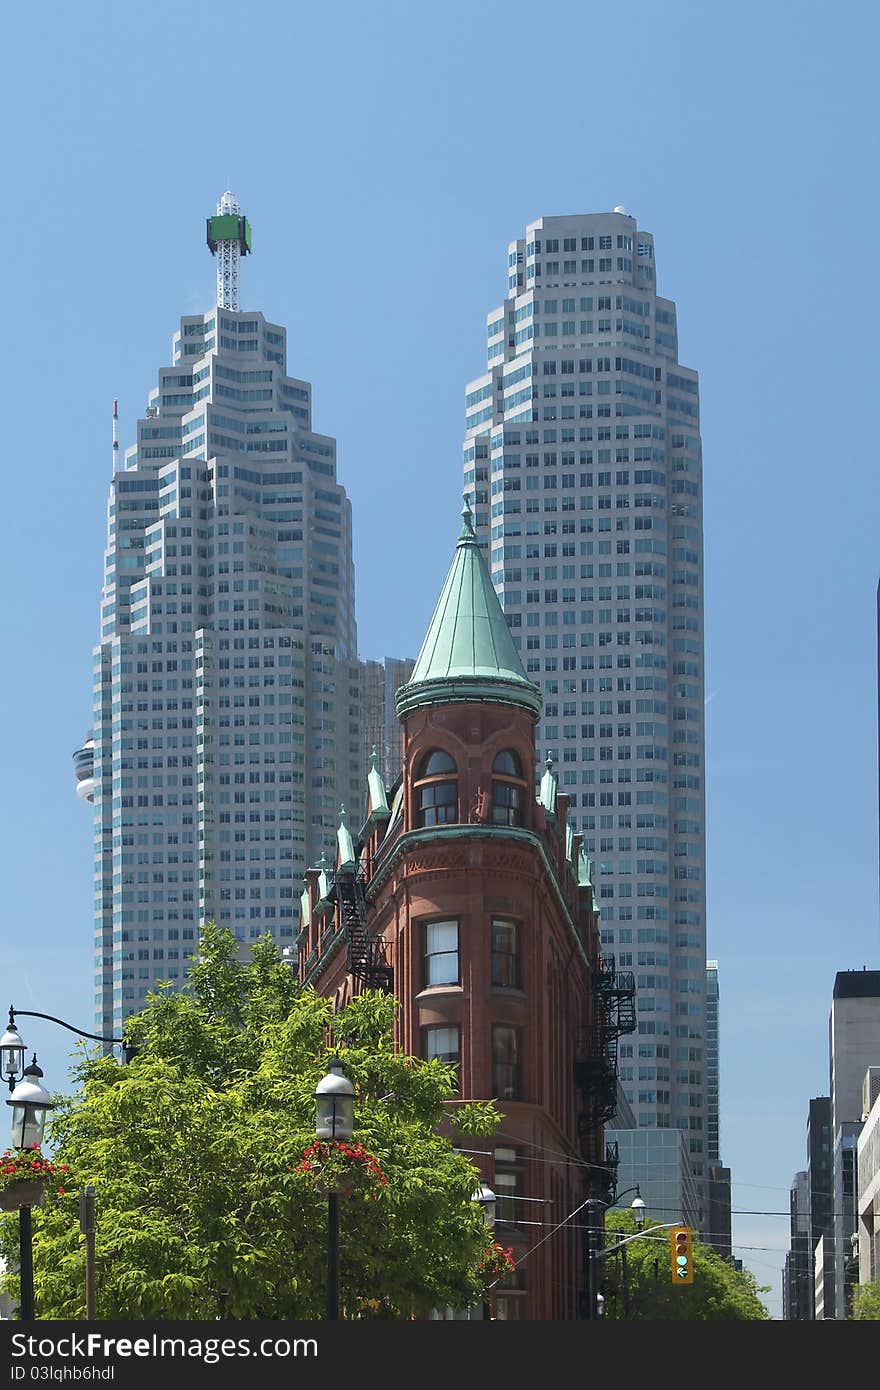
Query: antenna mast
206 190 251 311
112 398 119 472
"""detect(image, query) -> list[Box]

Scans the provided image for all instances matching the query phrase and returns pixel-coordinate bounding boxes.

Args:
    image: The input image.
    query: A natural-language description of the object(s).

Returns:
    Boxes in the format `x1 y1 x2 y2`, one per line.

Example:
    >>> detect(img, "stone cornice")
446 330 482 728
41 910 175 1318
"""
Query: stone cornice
366 825 589 969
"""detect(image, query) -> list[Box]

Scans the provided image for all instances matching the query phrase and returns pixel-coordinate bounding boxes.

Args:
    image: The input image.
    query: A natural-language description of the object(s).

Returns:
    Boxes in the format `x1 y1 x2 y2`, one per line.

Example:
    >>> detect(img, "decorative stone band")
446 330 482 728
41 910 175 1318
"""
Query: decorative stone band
395 676 543 721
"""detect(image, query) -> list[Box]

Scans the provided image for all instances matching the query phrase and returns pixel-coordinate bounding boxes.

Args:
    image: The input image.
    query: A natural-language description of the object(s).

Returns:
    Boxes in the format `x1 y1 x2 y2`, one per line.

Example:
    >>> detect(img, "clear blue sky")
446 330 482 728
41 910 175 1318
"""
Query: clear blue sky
2 0 878 1318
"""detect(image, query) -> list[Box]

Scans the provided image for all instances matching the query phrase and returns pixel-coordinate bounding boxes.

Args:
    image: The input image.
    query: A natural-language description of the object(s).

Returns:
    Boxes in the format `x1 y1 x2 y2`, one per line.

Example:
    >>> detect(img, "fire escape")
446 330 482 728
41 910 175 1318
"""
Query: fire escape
574 953 636 1193
334 869 394 994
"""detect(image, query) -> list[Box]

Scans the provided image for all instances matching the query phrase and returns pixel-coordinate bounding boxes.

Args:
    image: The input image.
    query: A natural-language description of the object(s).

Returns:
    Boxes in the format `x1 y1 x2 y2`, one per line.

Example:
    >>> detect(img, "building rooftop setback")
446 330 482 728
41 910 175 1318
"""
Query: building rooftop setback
832 970 880 999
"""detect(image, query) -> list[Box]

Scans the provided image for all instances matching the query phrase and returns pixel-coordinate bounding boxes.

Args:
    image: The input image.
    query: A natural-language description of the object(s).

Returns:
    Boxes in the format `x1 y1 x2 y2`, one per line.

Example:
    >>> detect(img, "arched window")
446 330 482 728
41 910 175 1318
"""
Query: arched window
492 748 526 827
415 749 458 827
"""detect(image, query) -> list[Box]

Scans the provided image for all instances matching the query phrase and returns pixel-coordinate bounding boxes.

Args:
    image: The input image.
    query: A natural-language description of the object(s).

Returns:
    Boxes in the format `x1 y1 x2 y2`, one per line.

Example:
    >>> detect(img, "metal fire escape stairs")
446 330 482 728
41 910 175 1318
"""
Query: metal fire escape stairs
334 868 393 994
574 954 637 1183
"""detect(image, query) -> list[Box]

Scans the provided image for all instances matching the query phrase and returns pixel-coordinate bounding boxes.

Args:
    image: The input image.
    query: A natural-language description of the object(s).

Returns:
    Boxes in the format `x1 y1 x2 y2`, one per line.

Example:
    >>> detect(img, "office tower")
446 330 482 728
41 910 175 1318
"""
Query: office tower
462 209 707 1184
829 970 880 1137
361 656 415 787
785 1170 813 1320
828 970 880 1314
706 960 720 1162
80 193 362 1039
807 1096 834 1318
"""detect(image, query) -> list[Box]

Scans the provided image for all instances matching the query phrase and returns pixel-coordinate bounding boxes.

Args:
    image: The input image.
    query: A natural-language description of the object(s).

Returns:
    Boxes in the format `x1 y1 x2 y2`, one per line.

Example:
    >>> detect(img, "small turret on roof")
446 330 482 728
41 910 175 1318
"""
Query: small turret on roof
366 746 390 819
316 851 330 904
539 753 558 816
336 805 357 873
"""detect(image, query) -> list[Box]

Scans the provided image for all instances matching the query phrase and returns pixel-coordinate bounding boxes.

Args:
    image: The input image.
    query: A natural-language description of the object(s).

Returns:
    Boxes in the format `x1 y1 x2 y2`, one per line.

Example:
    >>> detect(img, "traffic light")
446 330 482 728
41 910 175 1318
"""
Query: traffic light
670 1226 694 1284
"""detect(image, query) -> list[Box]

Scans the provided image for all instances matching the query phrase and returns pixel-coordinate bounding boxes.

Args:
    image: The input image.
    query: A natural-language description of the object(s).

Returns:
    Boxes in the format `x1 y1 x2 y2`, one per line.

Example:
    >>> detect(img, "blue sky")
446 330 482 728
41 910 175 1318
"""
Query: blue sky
2 0 878 1318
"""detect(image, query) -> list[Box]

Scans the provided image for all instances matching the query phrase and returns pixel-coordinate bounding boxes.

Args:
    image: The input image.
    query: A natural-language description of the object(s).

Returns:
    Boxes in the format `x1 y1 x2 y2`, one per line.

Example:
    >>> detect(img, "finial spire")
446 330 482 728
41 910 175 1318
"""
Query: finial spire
206 190 251 311
460 492 475 536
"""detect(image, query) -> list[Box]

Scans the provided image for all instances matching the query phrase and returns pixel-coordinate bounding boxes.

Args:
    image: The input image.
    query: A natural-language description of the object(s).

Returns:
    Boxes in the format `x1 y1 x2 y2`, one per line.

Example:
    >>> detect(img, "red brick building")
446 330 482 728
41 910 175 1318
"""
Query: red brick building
299 502 634 1319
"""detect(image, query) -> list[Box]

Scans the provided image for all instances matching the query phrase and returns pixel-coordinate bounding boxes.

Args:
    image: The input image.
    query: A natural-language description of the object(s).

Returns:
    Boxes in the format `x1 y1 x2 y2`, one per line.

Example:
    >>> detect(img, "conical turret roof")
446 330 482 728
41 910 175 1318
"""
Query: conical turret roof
395 498 542 720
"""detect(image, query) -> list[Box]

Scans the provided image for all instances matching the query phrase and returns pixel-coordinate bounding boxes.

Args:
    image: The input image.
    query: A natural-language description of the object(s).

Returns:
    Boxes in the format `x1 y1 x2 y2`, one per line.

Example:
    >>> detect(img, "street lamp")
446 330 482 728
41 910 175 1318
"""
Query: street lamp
314 1058 355 1320
6 1056 54 1321
473 1181 497 1319
584 1185 645 1321
1 1006 131 1322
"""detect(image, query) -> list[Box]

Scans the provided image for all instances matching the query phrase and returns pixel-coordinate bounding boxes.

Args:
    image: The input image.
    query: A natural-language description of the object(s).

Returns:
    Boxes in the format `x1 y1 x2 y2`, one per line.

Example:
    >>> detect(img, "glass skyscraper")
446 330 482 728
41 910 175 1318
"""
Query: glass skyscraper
82 196 362 1039
462 209 708 1184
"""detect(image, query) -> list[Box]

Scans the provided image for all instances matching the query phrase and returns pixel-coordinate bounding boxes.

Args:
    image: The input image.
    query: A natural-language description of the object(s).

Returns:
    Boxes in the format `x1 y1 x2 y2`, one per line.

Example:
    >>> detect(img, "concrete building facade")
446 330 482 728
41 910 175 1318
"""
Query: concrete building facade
461 209 708 1194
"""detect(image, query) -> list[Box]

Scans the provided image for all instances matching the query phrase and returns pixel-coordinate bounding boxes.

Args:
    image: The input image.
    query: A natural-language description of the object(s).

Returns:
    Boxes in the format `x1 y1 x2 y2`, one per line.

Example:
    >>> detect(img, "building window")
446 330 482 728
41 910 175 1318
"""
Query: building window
494 1145 525 1227
492 1025 521 1100
492 919 521 989
425 919 459 986
494 1295 525 1319
491 749 526 826
425 1025 460 1069
416 749 458 826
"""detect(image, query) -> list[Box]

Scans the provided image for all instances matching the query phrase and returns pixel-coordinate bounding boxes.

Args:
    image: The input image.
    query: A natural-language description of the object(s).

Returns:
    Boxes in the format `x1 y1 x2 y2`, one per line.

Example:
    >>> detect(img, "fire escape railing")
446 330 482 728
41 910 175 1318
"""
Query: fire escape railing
335 868 393 993
574 954 637 1172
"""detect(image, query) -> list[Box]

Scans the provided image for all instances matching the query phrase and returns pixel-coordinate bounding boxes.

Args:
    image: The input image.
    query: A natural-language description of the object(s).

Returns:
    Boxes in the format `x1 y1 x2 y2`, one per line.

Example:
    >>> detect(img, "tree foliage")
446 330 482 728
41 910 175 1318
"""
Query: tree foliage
0 926 501 1320
852 1280 880 1320
600 1210 770 1320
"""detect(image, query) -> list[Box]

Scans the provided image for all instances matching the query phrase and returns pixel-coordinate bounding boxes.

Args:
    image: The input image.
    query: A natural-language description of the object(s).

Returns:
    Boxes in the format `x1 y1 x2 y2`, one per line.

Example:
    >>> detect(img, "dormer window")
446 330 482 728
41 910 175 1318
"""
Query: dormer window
416 749 458 827
492 749 525 827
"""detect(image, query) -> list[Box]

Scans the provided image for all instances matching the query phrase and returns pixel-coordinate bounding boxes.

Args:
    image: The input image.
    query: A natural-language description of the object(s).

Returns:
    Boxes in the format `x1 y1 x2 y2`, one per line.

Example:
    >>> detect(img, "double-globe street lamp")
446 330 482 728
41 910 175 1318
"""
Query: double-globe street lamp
1 1008 126 1320
584 1186 646 1321
1 1020 55 1322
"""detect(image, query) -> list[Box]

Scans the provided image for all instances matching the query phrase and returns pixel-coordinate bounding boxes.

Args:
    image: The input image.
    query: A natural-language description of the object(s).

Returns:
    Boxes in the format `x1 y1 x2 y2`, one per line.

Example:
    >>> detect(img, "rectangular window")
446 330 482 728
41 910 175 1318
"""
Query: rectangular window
425 1025 460 1069
492 1024 521 1100
425 920 459 986
494 1145 525 1228
492 919 521 989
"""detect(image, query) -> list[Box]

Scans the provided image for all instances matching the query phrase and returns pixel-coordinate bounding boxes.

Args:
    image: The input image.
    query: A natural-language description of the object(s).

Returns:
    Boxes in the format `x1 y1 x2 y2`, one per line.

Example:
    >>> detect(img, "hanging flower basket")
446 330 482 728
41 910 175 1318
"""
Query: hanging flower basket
0 1179 46 1212
479 1240 516 1283
0 1147 69 1211
294 1140 388 1199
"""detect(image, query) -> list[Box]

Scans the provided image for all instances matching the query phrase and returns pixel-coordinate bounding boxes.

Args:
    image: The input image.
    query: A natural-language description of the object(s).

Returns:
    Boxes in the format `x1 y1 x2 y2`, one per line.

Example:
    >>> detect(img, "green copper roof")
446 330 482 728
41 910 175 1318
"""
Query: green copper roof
395 498 542 719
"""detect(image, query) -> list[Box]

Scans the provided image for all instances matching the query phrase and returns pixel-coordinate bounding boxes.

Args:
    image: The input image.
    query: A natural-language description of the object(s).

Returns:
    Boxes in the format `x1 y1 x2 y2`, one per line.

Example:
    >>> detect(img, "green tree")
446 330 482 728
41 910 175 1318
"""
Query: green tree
0 926 501 1320
599 1210 770 1319
852 1281 880 1320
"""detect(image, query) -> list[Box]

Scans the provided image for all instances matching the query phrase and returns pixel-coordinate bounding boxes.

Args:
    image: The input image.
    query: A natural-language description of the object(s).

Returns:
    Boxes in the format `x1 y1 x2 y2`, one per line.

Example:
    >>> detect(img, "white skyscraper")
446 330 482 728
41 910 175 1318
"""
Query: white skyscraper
462 210 708 1185
81 195 362 1039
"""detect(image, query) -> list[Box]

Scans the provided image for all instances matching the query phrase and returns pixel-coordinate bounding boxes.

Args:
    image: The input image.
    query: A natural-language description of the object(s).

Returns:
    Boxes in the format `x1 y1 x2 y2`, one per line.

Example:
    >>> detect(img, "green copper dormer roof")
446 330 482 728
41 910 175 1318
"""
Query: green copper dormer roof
395 498 543 720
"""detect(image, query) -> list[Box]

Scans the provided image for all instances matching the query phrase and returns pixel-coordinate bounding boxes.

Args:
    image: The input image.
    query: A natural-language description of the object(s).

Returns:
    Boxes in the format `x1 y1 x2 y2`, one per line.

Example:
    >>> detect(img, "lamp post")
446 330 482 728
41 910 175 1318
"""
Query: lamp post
473 1181 497 1320
2 1007 131 1082
6 1056 54 1320
1 1006 130 1321
313 1058 355 1321
584 1186 646 1321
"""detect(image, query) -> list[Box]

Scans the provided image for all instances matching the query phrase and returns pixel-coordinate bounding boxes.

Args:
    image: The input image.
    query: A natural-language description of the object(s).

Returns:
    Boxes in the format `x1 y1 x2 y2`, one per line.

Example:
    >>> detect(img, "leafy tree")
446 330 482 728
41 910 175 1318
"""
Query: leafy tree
852 1280 880 1320
0 926 500 1320
599 1209 770 1319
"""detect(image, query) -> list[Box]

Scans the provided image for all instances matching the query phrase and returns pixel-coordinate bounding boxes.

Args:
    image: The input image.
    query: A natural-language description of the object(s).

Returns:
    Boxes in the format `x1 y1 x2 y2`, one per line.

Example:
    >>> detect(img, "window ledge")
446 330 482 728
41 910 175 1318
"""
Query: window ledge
416 985 464 1003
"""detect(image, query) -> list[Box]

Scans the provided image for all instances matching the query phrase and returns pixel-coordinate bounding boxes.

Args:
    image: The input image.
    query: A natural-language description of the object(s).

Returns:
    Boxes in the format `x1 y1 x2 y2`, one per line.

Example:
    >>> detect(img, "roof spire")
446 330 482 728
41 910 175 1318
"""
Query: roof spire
395 501 542 720
206 190 251 311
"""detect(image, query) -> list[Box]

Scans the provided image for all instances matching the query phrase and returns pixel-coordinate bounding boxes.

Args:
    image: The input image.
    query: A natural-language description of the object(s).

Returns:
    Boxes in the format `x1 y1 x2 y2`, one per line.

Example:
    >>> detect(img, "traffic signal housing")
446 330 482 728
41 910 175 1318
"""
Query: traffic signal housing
670 1226 694 1284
